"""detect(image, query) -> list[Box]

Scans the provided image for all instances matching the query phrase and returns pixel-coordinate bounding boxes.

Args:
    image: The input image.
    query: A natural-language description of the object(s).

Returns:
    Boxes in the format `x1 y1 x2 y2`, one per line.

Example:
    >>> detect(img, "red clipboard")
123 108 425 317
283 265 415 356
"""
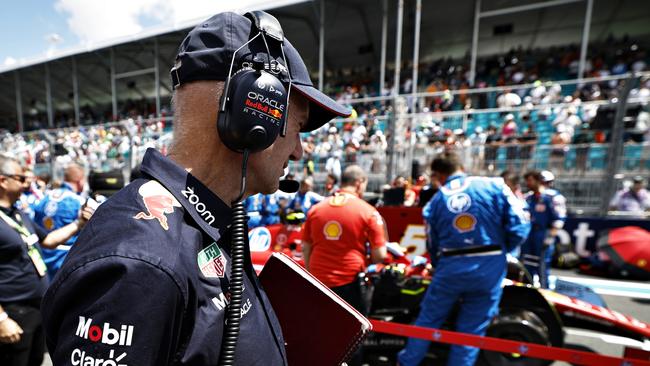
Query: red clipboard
259 252 372 366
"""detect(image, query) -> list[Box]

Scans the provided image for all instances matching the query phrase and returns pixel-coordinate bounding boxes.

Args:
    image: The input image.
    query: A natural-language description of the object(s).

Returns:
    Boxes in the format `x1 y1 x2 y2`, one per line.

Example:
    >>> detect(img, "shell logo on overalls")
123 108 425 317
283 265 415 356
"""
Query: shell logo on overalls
323 221 342 240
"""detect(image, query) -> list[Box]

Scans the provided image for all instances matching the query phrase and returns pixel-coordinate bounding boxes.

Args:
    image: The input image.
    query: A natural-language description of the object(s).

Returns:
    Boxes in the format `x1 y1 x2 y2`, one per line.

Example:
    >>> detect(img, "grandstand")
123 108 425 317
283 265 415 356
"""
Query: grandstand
1 0 649 215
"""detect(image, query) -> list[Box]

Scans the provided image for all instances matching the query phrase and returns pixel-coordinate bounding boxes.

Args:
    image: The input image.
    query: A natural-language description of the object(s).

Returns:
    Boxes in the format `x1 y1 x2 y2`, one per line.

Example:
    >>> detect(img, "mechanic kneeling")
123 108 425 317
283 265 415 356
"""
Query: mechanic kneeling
398 151 531 366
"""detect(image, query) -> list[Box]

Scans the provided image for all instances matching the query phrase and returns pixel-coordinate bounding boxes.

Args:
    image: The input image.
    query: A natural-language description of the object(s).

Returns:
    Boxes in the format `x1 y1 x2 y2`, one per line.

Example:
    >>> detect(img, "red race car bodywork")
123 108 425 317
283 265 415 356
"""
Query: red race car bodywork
249 206 650 342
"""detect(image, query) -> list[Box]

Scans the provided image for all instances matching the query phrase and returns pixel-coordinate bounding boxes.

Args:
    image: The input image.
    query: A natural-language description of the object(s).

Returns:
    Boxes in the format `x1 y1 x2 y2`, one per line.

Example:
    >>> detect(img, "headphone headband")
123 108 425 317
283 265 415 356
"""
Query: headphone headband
245 11 284 42
217 11 292 153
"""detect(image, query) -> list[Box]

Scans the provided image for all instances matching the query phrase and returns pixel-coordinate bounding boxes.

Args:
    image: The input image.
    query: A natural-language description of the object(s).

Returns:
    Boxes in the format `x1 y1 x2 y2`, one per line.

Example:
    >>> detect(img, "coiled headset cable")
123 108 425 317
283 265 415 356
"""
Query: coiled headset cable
219 149 249 366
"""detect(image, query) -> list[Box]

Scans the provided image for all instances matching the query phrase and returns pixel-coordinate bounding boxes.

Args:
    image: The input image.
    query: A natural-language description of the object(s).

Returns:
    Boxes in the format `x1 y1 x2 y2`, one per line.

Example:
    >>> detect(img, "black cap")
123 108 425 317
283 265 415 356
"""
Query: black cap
171 11 351 132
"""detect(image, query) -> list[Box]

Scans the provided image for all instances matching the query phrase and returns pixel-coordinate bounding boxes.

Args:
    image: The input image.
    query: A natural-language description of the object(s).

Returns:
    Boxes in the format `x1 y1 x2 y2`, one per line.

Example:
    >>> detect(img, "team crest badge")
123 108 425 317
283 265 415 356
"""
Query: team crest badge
447 193 472 214
43 216 55 230
323 220 342 240
44 200 58 217
198 242 227 278
453 213 476 233
133 181 181 230
329 194 348 207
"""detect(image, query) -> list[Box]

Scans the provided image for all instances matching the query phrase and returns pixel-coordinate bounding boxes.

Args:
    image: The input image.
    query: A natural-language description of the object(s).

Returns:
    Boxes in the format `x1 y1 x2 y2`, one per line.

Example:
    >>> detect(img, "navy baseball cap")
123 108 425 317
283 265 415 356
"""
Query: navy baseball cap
171 11 351 132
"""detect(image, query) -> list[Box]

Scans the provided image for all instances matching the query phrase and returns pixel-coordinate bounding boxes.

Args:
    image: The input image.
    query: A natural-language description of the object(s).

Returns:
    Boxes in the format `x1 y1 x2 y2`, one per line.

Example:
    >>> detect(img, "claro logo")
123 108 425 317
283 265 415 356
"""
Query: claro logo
75 316 134 346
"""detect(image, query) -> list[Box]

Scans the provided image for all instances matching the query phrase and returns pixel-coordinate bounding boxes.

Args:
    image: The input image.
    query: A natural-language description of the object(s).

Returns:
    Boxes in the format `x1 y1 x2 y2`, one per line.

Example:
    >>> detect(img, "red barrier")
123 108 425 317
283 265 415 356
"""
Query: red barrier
371 320 650 366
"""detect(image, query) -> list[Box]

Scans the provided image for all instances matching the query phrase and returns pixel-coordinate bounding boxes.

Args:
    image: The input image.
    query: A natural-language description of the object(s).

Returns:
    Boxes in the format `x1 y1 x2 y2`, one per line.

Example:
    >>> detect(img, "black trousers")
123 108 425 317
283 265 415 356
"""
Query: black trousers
331 279 368 366
0 301 45 366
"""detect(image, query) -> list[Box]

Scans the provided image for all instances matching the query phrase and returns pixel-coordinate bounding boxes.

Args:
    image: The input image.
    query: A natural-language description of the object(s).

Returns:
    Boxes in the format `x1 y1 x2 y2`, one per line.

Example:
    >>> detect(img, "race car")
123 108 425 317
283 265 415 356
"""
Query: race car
248 207 650 365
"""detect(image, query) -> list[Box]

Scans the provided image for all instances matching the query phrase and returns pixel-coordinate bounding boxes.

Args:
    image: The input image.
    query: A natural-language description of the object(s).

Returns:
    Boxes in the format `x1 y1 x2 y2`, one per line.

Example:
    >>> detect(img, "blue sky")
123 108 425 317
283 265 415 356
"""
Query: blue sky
0 0 281 68
0 0 74 64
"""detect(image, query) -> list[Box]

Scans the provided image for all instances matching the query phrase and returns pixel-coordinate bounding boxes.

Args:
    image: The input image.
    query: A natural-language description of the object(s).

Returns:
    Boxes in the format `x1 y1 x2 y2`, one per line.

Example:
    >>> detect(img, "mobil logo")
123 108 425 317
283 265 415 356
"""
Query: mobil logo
248 227 272 252
75 316 134 346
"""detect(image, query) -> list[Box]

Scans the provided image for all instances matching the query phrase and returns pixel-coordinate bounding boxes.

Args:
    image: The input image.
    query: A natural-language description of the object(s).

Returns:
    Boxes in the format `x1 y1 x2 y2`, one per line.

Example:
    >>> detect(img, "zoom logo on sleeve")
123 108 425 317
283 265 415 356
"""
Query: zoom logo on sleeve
181 186 216 226
75 316 134 346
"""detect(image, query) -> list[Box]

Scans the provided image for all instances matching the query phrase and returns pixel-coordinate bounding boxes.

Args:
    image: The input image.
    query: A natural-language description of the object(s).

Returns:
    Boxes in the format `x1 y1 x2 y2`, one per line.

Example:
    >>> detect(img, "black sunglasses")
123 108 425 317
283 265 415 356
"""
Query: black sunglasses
1 174 28 183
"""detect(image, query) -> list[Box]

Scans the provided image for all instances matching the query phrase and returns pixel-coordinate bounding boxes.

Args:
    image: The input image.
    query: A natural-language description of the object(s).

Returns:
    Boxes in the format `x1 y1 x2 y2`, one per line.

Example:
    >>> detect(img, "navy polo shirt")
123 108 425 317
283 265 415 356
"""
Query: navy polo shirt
42 149 287 366
0 205 48 303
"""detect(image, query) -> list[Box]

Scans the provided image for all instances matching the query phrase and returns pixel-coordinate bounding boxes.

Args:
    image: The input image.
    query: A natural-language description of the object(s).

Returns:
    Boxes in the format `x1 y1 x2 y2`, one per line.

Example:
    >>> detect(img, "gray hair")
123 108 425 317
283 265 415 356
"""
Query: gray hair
170 81 224 153
0 155 19 175
341 165 367 187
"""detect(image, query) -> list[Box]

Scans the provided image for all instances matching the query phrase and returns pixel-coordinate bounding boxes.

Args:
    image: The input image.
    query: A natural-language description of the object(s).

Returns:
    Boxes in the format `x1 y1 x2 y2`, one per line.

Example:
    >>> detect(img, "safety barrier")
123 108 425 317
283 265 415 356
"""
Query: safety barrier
371 319 650 366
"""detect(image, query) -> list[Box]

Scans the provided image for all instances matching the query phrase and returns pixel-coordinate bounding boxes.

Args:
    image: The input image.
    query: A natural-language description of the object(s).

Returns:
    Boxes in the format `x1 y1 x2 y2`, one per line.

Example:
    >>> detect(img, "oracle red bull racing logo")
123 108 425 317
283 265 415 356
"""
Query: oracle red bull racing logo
133 181 181 230
244 91 285 124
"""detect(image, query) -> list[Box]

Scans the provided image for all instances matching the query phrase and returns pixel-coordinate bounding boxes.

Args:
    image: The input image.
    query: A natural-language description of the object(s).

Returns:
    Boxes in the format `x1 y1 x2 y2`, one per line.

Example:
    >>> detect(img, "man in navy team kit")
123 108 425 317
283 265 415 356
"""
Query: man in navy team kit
398 151 530 366
42 11 350 366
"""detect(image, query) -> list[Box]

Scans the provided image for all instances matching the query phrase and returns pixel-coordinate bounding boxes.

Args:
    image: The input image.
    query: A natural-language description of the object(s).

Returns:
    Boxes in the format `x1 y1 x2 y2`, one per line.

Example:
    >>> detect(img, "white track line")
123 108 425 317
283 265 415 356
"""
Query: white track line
556 276 650 299
565 328 650 350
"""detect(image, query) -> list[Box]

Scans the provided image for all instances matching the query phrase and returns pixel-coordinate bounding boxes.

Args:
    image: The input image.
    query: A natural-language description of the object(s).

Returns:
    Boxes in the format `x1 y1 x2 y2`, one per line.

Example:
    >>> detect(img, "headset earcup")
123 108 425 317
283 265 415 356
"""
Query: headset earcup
217 69 288 153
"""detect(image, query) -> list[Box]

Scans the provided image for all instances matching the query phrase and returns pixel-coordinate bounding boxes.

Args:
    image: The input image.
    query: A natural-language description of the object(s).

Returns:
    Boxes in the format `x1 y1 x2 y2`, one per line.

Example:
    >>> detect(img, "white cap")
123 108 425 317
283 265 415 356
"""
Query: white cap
540 170 555 183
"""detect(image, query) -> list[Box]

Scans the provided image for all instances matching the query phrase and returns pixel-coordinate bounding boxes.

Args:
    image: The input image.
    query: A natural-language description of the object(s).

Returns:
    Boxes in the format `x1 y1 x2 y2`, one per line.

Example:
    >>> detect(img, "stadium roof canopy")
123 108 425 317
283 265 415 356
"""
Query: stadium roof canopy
0 0 648 132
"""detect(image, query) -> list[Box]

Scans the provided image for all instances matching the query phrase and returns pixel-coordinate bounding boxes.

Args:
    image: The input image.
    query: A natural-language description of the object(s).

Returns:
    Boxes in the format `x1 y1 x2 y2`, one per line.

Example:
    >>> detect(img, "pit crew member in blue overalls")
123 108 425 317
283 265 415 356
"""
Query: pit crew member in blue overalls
287 176 323 214
540 170 567 228
262 192 283 226
522 170 564 288
41 11 351 366
244 193 264 228
33 164 86 279
398 151 530 366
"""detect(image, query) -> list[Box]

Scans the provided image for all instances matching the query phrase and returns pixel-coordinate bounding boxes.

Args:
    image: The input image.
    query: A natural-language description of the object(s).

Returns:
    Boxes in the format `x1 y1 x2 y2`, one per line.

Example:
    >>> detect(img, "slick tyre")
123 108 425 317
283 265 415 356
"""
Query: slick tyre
481 310 551 366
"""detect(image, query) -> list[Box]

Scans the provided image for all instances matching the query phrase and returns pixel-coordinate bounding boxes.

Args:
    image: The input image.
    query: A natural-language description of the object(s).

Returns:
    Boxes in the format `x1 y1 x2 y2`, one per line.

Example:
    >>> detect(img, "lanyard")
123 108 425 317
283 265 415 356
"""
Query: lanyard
0 208 47 277
0 209 32 238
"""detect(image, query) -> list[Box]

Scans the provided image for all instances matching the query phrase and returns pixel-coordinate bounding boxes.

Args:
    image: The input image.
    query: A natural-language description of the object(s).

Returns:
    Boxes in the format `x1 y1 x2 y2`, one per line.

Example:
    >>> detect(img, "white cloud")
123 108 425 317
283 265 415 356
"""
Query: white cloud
55 0 163 44
54 0 274 45
4 57 17 66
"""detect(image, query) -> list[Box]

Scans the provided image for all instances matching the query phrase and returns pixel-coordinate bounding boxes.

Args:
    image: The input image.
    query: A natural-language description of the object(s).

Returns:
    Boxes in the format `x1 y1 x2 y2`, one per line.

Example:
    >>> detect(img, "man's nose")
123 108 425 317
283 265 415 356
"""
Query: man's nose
290 135 304 161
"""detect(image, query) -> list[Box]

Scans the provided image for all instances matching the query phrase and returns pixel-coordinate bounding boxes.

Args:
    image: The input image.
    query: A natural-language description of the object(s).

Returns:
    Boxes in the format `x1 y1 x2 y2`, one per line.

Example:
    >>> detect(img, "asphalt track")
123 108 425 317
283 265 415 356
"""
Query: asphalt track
41 268 649 366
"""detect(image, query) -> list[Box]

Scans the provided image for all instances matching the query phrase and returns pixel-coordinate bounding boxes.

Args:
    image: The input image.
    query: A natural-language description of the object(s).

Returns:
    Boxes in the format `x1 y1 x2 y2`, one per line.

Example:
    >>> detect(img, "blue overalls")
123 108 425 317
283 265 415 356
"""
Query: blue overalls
287 191 323 214
33 183 85 279
398 174 530 366
522 191 562 288
245 193 265 228
262 193 282 226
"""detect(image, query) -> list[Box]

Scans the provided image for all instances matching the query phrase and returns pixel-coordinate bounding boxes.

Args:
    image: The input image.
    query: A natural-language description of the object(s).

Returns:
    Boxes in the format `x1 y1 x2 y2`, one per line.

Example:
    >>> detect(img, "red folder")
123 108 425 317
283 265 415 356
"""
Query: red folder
259 252 372 366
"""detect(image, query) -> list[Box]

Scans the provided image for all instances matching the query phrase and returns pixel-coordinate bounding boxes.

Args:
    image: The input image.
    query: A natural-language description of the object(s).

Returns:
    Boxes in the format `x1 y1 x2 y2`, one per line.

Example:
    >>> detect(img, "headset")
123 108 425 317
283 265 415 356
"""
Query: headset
218 11 292 366
217 11 293 154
